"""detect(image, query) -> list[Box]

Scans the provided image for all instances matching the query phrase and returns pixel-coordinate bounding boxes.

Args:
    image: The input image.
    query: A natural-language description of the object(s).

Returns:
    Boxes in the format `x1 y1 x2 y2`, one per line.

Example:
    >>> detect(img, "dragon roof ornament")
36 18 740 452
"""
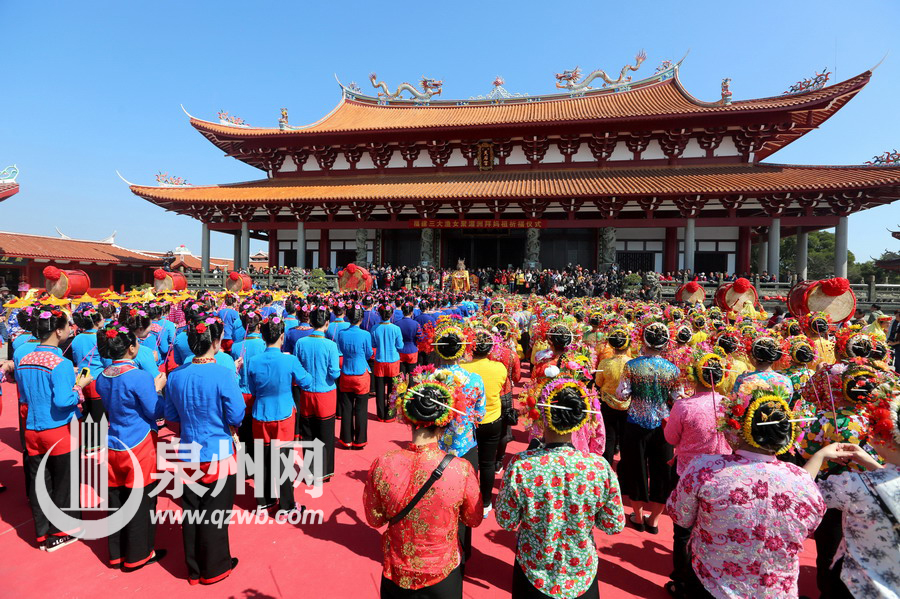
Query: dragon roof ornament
555 50 647 93
783 69 831 95
368 72 443 102
865 150 900 167
217 111 249 127
335 53 683 106
156 171 191 187
0 165 18 183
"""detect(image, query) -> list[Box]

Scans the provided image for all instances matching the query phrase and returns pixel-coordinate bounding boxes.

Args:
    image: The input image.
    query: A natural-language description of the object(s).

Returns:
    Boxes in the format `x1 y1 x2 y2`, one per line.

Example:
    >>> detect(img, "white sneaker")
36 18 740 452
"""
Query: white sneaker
483 503 493 519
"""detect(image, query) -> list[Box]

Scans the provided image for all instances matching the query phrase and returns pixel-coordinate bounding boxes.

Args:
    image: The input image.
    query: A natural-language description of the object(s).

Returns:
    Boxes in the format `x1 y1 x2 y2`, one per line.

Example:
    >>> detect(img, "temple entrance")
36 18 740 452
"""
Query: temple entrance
444 229 525 269
617 251 655 272
695 252 728 274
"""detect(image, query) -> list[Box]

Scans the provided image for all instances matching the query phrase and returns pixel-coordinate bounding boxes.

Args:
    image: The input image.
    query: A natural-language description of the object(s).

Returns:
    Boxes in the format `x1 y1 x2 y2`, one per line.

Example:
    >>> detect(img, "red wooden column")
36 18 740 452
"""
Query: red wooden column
737 226 752 275
267 233 277 267
319 228 330 269
663 226 678 272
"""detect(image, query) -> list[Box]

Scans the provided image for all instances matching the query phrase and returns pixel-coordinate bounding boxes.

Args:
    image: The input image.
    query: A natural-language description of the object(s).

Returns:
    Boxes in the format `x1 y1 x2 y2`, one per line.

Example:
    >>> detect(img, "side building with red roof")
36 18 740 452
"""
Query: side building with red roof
0 231 159 294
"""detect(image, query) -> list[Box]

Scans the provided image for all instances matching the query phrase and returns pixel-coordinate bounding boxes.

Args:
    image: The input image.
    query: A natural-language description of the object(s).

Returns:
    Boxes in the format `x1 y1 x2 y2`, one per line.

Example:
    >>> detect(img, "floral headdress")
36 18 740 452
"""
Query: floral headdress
834 325 873 359
862 382 900 450
787 335 818 365
394 367 478 428
684 348 731 394
720 379 797 454
801 311 832 335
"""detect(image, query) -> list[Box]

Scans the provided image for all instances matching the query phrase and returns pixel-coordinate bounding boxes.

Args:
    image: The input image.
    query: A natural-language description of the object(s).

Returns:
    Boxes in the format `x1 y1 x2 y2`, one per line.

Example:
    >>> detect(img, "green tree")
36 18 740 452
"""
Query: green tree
778 230 856 280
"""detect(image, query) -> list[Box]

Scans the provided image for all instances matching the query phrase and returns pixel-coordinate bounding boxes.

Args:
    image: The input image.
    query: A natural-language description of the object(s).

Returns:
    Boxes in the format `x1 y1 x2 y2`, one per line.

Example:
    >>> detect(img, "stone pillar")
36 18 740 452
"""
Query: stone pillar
296 222 306 269
834 216 849 277
795 227 808 281
355 228 368 265
598 227 616 271
240 221 250 270
201 223 210 273
233 232 241 270
419 227 434 267
737 226 751 275
683 218 696 274
757 236 768 275
767 217 781 281
524 227 541 269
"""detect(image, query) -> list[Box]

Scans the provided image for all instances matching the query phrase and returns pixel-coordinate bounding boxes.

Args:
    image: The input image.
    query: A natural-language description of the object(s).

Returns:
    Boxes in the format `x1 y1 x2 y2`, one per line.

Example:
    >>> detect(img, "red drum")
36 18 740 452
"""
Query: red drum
675 280 705 304
225 271 253 293
43 266 91 298
714 277 758 312
337 263 373 292
153 269 187 292
787 278 855 324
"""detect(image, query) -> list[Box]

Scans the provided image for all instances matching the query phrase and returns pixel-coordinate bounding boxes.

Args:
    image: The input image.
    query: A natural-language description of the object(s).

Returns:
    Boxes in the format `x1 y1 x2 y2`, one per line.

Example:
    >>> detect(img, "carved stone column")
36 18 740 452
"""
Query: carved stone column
420 227 434 267
524 228 541 269
355 228 368 265
597 227 616 270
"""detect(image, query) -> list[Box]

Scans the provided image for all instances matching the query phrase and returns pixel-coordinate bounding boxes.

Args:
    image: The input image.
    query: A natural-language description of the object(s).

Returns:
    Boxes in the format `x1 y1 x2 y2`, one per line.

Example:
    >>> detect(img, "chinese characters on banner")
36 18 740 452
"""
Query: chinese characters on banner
408 219 545 229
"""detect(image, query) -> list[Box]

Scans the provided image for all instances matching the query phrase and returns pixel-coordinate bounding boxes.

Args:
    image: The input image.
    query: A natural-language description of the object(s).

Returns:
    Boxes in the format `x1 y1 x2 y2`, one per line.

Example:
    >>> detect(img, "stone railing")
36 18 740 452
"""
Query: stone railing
181 271 339 292
657 276 900 307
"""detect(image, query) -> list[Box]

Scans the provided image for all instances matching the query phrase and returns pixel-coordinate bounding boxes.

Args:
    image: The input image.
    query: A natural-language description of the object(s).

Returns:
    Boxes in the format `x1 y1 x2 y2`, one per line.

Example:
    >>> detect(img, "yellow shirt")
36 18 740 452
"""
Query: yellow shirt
595 354 629 409
462 358 508 425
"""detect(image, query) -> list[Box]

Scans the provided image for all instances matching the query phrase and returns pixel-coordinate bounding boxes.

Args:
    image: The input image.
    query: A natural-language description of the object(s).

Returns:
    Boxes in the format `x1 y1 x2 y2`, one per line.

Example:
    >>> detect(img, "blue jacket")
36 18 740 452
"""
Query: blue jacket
218 307 241 342
336 326 373 376
164 361 245 462
326 318 350 342
102 344 158 376
230 334 267 394
284 324 314 356
248 347 312 421
139 330 163 365
294 332 341 393
96 360 162 449
396 317 423 354
17 345 81 431
12 332 35 351
172 331 191 365
372 322 403 364
361 310 381 335
71 331 104 378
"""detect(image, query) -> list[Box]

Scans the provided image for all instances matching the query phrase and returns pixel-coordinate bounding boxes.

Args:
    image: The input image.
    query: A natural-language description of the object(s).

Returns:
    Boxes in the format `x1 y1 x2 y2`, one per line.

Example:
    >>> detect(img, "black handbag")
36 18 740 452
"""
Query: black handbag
501 394 519 426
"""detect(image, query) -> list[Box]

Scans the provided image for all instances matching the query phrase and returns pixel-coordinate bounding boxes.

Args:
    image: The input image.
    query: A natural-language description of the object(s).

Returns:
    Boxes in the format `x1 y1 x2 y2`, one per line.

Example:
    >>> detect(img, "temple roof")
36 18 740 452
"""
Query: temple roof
188 68 870 141
0 231 158 264
130 163 900 205
0 182 19 202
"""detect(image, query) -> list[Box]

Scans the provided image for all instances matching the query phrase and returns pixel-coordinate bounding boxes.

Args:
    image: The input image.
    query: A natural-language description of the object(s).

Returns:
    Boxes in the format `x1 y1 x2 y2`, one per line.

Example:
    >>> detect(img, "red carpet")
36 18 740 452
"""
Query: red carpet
0 380 819 598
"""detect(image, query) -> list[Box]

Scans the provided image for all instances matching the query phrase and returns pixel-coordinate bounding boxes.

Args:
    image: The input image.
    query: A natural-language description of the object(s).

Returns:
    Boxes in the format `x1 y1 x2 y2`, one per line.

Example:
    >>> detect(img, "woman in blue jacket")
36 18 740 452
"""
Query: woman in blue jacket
71 307 105 434
248 317 312 513
293 305 341 481
396 302 423 379
164 316 245 585
17 306 92 552
230 310 266 460
96 322 167 571
335 305 373 449
371 304 403 421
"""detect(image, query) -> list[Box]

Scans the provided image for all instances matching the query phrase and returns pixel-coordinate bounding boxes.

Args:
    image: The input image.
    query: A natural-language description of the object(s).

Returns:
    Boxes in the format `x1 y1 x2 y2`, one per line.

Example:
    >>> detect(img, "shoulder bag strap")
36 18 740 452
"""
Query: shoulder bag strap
389 453 454 527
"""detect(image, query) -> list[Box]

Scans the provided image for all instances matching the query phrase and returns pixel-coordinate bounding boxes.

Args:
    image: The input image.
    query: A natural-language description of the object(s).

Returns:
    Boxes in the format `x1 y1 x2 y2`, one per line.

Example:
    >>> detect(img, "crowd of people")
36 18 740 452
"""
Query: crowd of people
1 278 899 599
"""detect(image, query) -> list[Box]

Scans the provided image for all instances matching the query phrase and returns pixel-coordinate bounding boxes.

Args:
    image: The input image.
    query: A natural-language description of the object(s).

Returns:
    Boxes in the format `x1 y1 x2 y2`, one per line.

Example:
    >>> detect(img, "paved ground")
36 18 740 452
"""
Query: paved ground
0 379 819 598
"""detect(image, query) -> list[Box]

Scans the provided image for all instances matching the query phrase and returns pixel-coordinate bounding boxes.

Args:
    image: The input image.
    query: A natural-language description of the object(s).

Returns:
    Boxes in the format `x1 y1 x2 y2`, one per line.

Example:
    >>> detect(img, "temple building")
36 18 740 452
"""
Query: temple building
127 56 900 276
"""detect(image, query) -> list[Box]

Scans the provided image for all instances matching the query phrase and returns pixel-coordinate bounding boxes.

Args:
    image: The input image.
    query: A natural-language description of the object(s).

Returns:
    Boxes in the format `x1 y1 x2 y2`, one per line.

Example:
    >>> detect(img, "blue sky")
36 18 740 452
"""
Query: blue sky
3 0 900 261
